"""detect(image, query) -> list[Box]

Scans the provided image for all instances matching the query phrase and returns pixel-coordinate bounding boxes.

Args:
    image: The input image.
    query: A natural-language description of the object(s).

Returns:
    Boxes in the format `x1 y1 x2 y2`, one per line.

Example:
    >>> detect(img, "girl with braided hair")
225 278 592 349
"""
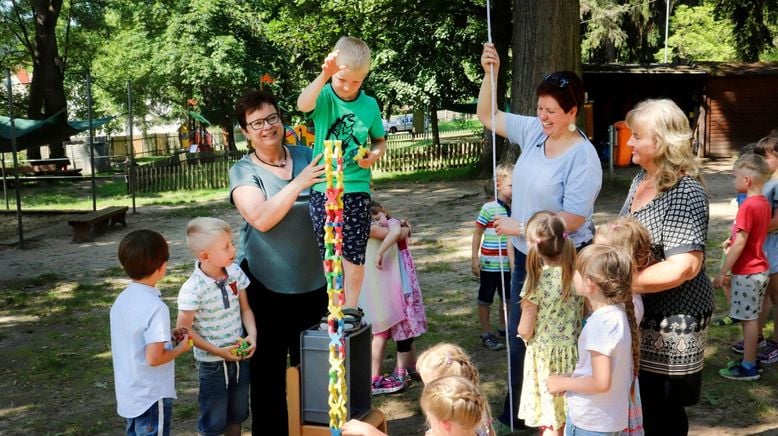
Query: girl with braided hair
547 244 640 435
420 376 489 436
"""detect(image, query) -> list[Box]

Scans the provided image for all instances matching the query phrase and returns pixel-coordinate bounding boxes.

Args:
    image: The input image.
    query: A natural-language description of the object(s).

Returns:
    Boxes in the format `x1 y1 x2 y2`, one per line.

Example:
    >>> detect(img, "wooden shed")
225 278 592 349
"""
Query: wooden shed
696 62 778 157
582 62 778 158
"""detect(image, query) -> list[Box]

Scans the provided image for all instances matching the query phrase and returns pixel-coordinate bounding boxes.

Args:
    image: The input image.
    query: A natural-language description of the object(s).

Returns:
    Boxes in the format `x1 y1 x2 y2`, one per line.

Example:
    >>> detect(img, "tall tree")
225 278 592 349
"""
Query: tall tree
512 0 582 117
714 0 778 61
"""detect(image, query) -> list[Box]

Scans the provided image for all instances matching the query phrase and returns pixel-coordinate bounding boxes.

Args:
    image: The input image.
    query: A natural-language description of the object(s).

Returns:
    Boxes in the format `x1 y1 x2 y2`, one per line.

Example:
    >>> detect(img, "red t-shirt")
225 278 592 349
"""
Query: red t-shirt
731 195 771 274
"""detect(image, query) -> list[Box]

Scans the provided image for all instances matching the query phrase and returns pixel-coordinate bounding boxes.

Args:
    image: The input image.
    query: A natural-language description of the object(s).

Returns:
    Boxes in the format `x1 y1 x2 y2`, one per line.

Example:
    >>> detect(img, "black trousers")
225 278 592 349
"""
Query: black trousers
639 370 702 436
241 261 327 436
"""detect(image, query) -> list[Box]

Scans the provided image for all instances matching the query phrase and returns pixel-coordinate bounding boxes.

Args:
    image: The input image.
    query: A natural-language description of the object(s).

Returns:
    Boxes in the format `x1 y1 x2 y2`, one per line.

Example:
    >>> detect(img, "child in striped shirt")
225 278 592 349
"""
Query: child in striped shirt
471 163 514 351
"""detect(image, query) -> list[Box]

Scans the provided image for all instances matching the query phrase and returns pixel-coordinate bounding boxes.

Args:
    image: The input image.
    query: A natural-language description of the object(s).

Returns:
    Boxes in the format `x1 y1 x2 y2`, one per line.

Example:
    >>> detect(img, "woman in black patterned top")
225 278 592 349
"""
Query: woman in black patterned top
618 99 715 436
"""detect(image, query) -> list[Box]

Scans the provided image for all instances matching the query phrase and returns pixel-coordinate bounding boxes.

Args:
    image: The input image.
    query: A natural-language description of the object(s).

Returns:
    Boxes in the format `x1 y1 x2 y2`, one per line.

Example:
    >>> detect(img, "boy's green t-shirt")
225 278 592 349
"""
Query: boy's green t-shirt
310 84 385 194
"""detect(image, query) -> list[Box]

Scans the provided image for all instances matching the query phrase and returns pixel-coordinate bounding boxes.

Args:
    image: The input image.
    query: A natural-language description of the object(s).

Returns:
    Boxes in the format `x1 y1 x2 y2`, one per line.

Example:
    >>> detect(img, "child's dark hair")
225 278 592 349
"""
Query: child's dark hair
754 133 778 157
369 200 390 218
118 230 169 280
576 244 640 374
234 90 280 130
523 211 576 303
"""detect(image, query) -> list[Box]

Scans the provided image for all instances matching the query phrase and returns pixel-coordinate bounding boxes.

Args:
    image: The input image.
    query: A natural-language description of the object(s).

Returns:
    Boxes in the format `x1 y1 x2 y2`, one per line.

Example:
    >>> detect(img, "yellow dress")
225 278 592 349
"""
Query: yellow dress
517 265 583 430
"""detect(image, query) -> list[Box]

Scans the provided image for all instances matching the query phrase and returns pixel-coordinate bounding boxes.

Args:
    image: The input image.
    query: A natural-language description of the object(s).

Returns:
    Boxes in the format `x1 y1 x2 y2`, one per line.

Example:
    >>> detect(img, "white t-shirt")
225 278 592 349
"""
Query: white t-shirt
177 262 251 362
110 282 176 418
566 304 632 432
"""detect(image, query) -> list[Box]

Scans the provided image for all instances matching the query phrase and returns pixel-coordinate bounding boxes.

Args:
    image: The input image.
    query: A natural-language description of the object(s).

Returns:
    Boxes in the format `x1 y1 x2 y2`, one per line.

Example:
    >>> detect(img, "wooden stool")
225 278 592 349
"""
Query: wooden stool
287 366 387 436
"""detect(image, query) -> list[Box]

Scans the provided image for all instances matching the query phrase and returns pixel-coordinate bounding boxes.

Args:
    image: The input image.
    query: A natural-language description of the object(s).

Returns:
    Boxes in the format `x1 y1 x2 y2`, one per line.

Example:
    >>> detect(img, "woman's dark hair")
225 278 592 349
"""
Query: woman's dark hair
235 90 280 129
536 71 585 115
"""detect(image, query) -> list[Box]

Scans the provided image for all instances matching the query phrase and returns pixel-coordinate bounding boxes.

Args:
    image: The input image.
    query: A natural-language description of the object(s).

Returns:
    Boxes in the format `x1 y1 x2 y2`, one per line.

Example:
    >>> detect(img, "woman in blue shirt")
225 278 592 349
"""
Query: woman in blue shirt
477 43 602 433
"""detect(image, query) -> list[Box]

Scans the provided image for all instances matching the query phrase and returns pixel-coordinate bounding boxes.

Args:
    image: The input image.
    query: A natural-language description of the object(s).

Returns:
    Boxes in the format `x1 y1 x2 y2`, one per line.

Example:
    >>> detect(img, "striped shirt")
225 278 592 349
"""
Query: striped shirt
476 200 511 272
177 262 251 362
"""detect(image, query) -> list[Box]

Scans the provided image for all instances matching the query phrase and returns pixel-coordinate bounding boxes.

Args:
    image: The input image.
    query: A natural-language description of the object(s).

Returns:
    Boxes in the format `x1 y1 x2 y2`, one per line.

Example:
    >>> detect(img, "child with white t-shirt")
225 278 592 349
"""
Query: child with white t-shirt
110 230 192 435
176 217 258 436
546 244 640 435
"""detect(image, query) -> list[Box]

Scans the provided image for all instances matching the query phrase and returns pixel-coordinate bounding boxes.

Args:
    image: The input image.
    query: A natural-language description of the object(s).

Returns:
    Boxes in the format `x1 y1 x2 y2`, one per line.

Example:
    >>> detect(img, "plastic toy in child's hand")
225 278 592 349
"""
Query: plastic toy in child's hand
353 146 369 162
172 327 192 346
230 338 251 357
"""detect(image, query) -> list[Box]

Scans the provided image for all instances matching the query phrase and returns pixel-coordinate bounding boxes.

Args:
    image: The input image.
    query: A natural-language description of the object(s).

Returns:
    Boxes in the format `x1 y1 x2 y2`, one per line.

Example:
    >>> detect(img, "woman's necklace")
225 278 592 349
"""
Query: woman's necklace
254 146 287 168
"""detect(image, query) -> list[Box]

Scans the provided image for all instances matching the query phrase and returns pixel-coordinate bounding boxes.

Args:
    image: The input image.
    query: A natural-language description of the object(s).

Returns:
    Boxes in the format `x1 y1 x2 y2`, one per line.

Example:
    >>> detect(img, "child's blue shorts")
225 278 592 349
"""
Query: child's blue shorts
197 360 251 436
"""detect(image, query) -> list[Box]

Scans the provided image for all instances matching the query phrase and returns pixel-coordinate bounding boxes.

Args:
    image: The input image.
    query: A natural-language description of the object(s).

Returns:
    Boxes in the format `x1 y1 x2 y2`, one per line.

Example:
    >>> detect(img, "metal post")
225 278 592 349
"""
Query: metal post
664 0 670 63
608 124 615 181
2 151 8 209
87 71 96 211
6 69 24 247
127 81 136 213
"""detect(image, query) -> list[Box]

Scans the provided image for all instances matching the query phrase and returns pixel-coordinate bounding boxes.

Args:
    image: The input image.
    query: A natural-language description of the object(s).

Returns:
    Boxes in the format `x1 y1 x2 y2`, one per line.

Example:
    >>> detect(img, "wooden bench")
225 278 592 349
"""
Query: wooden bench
287 366 387 436
68 206 129 242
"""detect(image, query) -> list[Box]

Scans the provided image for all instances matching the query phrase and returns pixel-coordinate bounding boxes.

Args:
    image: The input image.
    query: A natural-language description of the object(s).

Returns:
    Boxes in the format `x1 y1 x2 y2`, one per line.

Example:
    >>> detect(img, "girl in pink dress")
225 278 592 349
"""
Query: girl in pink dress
368 200 427 389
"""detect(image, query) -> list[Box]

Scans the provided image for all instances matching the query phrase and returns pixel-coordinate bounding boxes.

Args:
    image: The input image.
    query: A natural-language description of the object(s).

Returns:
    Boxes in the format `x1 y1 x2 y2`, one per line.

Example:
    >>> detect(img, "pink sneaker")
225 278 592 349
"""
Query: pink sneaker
371 374 405 395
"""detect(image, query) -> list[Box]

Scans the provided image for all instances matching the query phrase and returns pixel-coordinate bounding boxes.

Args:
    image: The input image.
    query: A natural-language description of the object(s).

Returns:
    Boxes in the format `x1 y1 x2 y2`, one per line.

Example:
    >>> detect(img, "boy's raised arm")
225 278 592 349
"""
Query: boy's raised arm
297 50 343 113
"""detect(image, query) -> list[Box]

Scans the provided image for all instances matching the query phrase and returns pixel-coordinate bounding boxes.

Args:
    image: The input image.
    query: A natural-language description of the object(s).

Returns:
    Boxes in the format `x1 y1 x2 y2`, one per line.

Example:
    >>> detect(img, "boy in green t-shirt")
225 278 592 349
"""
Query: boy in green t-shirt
297 36 386 325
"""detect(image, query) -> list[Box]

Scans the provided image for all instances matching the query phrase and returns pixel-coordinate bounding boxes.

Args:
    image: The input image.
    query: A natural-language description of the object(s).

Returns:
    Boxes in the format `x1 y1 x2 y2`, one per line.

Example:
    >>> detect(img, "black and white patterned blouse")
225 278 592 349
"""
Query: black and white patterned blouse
620 170 715 376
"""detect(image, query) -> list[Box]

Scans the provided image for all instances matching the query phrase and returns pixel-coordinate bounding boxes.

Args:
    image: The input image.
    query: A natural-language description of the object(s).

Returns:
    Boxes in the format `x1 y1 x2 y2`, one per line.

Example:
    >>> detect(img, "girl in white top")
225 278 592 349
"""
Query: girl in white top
546 245 640 435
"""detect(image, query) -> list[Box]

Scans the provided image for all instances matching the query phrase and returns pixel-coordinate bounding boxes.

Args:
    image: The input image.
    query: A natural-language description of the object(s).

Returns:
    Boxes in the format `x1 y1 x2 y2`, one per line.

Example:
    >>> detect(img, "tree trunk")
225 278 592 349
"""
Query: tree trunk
511 0 581 117
480 0 512 179
27 0 67 160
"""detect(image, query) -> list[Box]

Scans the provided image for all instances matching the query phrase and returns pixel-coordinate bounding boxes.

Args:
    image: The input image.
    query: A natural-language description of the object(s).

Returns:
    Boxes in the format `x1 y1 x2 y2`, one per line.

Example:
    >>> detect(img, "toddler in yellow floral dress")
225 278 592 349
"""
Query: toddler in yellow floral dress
517 211 584 435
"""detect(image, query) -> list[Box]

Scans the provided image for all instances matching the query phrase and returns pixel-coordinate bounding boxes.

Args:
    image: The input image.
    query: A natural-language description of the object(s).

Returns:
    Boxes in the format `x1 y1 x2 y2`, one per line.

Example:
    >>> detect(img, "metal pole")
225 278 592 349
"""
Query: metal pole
127 81 136 213
2 151 8 209
87 71 96 211
6 69 24 247
664 0 670 63
608 125 615 181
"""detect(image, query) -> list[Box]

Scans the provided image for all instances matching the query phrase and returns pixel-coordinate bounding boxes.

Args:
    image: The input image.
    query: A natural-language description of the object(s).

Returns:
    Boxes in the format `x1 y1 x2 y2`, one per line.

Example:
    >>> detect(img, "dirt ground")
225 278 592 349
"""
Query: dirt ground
1 157 776 435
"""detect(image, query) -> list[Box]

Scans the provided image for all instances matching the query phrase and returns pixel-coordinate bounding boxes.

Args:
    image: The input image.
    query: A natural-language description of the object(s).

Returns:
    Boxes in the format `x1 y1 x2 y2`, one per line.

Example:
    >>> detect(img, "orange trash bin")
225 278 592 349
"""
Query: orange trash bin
613 121 633 167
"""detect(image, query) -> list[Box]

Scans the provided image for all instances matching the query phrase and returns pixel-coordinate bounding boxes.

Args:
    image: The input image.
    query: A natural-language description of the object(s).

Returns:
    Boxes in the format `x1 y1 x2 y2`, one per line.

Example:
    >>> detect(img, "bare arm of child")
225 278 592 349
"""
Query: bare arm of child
546 351 611 395
508 243 515 270
517 300 537 342
145 338 192 367
176 310 241 361
471 225 484 277
238 290 258 358
714 230 748 289
297 49 343 112
357 137 386 169
342 419 387 436
375 220 402 269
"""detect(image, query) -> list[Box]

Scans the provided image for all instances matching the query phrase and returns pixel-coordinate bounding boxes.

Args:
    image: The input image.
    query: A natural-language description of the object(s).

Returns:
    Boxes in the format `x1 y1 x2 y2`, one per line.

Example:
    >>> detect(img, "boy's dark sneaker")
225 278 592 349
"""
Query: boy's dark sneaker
497 328 507 338
481 332 505 351
719 362 760 381
731 335 766 354
758 339 778 365
726 358 763 374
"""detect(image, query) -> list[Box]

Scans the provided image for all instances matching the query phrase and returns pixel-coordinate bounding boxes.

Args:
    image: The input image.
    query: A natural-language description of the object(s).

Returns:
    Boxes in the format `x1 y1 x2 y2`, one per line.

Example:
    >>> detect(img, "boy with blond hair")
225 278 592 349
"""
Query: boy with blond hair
471 163 514 351
111 230 192 435
715 153 772 380
176 217 257 436
297 36 387 326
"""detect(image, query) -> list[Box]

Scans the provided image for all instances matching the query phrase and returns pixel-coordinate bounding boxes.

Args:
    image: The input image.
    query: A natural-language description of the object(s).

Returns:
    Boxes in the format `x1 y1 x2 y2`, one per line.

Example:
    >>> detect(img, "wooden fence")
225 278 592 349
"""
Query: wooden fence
129 140 483 193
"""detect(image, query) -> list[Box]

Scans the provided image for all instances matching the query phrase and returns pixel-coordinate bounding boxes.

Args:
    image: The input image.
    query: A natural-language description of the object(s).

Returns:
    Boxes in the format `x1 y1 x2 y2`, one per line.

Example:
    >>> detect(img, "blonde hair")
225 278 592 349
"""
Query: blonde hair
576 244 640 374
734 153 771 183
420 376 486 433
523 211 576 304
334 36 371 72
594 217 653 270
495 162 514 181
186 217 232 256
416 343 480 385
625 99 702 192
